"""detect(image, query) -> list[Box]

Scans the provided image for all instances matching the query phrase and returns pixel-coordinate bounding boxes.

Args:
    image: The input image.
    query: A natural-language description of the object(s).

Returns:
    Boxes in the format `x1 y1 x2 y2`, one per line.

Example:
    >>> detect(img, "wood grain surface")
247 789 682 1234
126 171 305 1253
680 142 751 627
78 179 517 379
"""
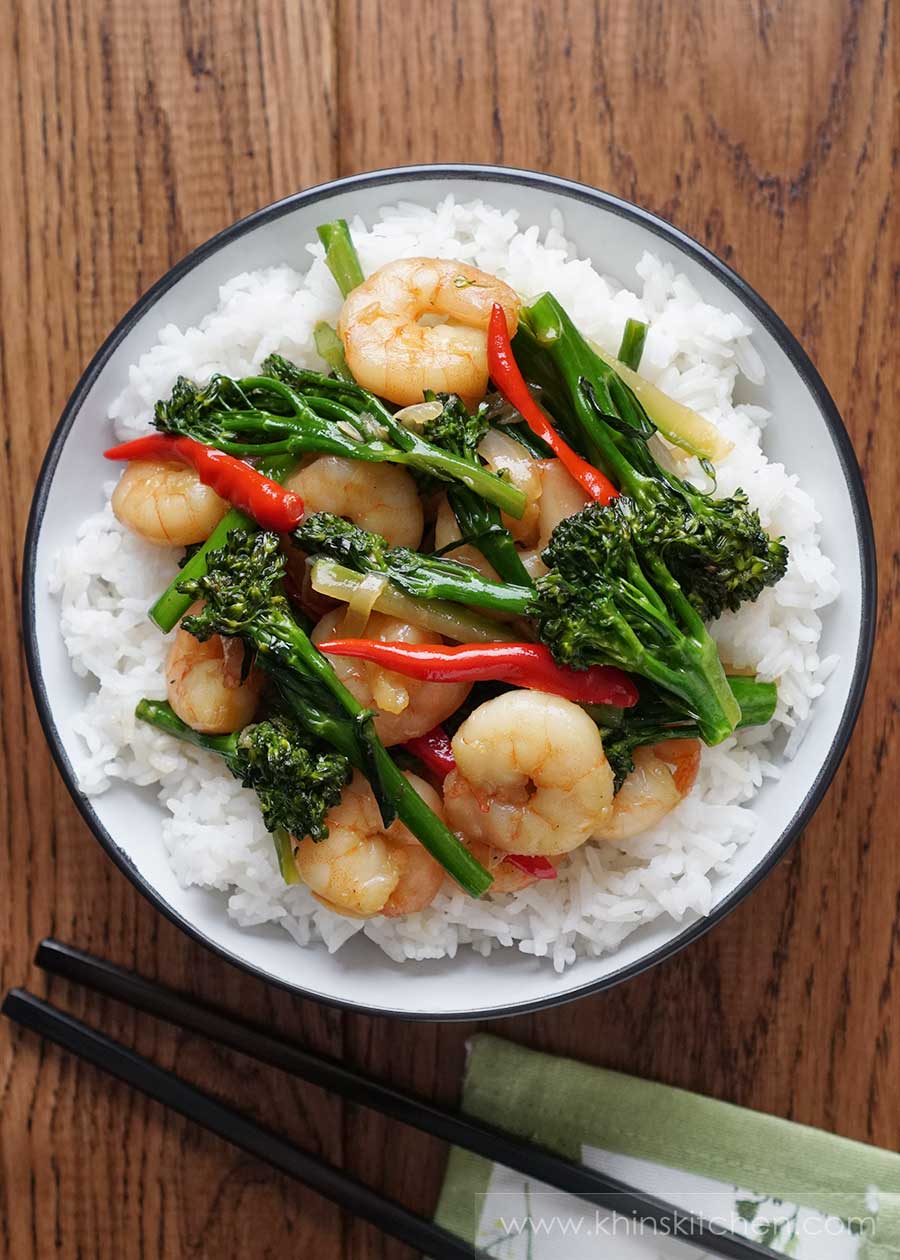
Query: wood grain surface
1 2 896 1257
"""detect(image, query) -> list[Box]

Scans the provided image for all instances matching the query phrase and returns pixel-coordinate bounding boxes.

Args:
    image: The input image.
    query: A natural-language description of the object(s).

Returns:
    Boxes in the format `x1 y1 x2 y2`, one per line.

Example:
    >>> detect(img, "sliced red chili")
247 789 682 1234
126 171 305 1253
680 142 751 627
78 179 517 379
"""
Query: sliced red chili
505 854 558 881
488 303 619 505
104 434 305 533
403 726 456 780
320 639 638 708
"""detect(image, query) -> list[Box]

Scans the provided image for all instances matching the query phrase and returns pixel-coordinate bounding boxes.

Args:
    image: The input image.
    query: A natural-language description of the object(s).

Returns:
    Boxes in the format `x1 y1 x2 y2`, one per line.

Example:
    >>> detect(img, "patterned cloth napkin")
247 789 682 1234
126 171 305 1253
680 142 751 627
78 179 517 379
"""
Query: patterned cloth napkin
435 1035 900 1258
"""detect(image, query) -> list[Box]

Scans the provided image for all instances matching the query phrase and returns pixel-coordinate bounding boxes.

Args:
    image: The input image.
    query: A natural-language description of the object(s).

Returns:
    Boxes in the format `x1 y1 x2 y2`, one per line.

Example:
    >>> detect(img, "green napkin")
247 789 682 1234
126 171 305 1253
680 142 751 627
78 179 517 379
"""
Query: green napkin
436 1035 900 1258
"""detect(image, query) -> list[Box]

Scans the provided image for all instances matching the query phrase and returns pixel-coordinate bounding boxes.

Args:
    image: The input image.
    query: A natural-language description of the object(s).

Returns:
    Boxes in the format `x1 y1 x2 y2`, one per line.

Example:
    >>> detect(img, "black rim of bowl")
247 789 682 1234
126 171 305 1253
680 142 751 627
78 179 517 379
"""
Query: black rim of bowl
22 164 878 1021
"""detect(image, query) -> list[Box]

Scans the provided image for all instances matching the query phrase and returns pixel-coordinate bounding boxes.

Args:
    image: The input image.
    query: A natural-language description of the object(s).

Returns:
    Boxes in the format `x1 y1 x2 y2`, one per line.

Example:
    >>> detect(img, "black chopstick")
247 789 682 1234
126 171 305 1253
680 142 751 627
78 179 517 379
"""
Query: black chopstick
33 938 780 1260
2 988 486 1260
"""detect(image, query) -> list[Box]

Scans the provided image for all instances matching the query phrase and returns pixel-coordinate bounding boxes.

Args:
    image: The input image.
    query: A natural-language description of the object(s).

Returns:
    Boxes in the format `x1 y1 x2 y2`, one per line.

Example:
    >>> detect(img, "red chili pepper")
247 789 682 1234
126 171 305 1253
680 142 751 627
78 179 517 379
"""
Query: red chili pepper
488 303 619 505
505 854 558 881
320 639 638 707
403 726 457 780
103 434 305 533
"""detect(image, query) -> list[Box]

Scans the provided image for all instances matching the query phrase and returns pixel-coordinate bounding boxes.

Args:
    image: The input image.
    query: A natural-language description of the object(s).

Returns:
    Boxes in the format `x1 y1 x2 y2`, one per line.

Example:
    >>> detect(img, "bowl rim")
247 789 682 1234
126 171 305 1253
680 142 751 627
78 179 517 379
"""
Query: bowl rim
22 163 877 1021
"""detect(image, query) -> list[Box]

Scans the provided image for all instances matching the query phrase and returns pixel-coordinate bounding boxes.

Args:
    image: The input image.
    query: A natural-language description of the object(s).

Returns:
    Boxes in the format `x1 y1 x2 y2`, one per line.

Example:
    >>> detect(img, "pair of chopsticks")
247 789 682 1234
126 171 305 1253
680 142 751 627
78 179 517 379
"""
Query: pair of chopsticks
3 940 781 1260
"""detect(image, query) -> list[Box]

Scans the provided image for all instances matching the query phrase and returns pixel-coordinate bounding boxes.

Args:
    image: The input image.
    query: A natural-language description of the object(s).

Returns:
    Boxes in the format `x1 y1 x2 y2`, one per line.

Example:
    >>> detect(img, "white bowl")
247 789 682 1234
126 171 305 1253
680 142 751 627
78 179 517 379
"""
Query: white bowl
24 165 876 1019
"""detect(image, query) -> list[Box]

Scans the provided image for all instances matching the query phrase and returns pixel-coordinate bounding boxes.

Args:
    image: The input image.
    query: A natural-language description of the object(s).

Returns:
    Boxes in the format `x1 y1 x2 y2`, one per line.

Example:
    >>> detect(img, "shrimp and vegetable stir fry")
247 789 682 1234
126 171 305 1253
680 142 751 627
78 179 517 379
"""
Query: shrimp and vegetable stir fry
110 216 784 923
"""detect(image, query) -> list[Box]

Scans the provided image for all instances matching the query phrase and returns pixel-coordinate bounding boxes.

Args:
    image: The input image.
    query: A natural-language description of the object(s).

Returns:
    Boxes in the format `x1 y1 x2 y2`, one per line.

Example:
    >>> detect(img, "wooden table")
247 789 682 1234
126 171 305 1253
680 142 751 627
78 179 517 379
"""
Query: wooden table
1 3 896 1256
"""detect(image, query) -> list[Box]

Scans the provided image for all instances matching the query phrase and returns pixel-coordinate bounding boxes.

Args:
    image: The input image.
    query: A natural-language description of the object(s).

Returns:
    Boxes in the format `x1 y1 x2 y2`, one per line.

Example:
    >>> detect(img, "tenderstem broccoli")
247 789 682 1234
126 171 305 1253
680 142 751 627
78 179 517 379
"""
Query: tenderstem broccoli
134 701 351 882
515 293 788 621
589 675 777 790
292 509 744 744
293 512 534 618
172 527 493 897
152 360 527 520
316 219 365 297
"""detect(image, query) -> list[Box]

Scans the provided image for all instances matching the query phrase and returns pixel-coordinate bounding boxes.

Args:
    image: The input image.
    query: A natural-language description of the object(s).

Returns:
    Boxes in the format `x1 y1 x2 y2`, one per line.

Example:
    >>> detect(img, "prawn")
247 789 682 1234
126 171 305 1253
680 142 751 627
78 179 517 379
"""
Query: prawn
520 458 592 579
463 839 561 893
338 258 520 408
594 740 701 842
311 609 471 746
112 459 228 547
166 602 263 734
443 690 614 856
283 456 424 549
434 495 499 580
292 770 445 918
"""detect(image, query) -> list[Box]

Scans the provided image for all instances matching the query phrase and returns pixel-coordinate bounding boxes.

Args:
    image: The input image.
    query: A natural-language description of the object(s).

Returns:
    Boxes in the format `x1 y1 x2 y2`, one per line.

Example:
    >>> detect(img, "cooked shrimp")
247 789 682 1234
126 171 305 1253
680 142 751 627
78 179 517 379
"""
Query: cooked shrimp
520 458 592 579
463 839 561 893
435 439 588 580
112 460 228 547
594 740 701 843
434 495 500 580
292 771 445 918
338 258 520 408
166 603 263 734
284 456 424 549
444 691 614 856
312 609 471 746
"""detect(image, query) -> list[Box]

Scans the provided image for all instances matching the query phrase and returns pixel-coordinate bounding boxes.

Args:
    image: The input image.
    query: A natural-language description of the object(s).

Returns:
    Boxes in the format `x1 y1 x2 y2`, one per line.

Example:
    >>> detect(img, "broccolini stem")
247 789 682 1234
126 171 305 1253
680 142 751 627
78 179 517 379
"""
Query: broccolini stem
376 554 532 615
447 484 534 586
400 439 528 518
296 522 535 616
309 558 522 643
314 321 353 380
593 677 777 791
168 396 528 521
722 676 778 726
617 318 648 371
518 295 655 496
272 828 301 884
148 454 297 633
617 640 740 747
317 219 365 296
587 677 777 734
640 551 740 742
208 430 528 518
273 670 493 897
258 607 378 718
134 698 239 759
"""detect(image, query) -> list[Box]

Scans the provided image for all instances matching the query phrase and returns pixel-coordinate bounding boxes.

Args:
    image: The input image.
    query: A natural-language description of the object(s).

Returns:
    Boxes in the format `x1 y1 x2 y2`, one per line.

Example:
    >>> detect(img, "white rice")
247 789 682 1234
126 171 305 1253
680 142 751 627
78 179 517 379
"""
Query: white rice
51 197 840 972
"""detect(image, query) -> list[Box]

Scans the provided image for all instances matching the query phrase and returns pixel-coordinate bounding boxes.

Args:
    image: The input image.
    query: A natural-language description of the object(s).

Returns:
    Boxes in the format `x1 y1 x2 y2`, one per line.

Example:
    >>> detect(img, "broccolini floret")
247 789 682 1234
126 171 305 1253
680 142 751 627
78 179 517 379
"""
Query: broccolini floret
515 293 788 620
171 527 493 897
292 509 742 745
531 501 740 744
152 357 527 520
135 701 350 843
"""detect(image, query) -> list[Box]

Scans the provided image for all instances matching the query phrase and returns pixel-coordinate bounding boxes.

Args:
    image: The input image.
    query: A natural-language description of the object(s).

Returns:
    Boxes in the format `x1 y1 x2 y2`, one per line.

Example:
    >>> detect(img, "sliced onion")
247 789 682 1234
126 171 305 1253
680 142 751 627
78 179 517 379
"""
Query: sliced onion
338 573 388 637
590 343 733 463
394 401 444 430
477 428 542 506
310 558 520 643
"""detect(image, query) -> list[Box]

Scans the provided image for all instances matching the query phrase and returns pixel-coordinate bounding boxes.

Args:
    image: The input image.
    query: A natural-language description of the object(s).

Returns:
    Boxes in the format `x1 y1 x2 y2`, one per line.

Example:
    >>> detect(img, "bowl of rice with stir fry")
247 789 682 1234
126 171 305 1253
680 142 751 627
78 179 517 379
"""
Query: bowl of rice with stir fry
24 166 875 1018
